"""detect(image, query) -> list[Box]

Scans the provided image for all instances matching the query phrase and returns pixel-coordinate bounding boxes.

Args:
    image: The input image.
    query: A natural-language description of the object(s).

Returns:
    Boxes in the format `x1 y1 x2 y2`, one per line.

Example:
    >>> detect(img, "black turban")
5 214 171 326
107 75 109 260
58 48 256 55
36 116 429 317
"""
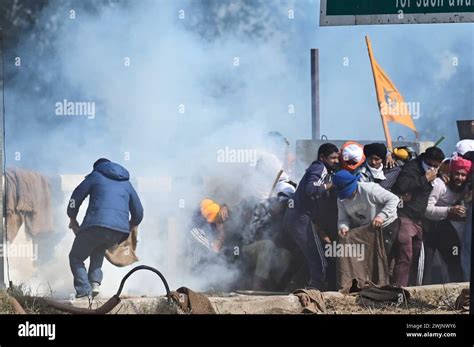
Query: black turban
363 143 387 161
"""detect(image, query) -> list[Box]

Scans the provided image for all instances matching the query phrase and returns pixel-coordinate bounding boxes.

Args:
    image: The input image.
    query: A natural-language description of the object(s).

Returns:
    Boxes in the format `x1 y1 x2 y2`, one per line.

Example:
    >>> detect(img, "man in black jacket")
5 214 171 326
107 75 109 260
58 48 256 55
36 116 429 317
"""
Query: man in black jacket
392 147 445 286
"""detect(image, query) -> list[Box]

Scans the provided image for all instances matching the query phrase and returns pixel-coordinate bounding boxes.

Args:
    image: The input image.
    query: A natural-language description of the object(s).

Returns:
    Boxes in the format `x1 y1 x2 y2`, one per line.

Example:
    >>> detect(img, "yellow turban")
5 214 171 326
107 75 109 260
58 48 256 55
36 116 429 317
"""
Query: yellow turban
200 199 220 223
393 148 410 161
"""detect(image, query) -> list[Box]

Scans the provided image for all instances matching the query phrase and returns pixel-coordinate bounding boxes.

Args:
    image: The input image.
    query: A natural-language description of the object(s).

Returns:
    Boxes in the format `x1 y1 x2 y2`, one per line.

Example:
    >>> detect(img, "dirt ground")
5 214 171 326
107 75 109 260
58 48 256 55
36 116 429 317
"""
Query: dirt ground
0 283 469 314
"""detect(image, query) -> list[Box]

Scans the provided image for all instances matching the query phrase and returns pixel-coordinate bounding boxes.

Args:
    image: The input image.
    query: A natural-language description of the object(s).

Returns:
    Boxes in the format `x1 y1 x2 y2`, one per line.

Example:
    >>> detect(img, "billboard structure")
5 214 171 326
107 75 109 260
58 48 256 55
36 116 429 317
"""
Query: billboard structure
320 0 474 26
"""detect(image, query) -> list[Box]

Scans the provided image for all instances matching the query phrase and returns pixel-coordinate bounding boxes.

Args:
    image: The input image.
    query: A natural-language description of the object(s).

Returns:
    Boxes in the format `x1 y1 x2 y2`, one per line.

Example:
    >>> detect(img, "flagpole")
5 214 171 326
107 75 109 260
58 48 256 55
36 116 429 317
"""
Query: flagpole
0 30 5 288
365 35 394 150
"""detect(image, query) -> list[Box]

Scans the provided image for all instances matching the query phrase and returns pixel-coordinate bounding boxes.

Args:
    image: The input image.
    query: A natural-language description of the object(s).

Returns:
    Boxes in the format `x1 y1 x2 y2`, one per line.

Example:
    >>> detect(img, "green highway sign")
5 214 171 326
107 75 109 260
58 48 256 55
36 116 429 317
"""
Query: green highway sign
320 0 474 26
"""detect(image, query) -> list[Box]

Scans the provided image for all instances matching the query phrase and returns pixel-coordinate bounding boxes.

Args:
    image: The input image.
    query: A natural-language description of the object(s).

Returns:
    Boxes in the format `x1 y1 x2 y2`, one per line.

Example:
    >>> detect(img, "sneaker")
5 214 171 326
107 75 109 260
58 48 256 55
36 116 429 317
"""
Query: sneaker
73 293 93 309
91 282 100 297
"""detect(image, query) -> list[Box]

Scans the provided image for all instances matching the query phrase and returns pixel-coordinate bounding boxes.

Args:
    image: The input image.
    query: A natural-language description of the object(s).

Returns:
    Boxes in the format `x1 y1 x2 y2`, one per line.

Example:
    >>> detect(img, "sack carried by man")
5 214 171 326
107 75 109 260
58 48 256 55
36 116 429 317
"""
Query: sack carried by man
105 226 139 267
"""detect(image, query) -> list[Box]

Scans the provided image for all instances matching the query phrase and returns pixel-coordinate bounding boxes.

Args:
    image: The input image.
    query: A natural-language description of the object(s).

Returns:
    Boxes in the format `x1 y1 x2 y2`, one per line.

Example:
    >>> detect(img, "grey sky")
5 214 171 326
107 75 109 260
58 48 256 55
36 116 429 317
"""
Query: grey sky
3 0 473 172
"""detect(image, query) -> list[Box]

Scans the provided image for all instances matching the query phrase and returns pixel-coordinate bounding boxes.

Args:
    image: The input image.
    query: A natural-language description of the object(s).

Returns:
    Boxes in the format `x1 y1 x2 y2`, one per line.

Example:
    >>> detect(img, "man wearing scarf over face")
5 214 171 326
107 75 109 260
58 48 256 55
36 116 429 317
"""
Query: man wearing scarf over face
392 147 445 287
358 143 401 191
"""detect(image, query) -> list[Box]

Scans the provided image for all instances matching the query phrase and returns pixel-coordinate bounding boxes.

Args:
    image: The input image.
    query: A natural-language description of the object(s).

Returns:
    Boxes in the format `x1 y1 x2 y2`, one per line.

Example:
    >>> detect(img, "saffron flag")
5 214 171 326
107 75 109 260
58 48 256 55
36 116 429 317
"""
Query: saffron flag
366 36 418 135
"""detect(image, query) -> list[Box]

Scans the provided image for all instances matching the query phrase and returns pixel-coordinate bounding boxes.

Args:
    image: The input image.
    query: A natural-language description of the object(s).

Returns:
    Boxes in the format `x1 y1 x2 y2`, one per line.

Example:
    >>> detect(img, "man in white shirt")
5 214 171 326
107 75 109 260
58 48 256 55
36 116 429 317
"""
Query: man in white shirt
423 156 471 284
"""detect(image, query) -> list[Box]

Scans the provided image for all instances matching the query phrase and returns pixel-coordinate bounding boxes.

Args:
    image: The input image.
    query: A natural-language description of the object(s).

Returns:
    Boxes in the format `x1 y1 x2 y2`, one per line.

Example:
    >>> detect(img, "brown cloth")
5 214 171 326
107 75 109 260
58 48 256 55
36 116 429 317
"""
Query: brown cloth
5 167 54 242
293 288 326 313
337 224 389 290
455 288 469 313
5 169 22 241
105 226 139 267
170 287 216 314
343 279 410 304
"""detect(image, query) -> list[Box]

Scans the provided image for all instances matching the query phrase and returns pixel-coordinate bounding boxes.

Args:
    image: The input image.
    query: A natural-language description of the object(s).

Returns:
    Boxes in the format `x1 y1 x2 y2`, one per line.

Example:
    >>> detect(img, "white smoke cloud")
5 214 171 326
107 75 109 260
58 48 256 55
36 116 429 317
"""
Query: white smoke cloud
4 0 302 298
3 0 472 298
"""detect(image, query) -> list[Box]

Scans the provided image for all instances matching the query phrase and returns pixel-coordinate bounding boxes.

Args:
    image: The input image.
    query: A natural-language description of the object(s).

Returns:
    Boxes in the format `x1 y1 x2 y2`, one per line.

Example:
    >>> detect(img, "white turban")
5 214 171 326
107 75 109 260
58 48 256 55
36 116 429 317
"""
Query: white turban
342 143 364 162
455 139 474 156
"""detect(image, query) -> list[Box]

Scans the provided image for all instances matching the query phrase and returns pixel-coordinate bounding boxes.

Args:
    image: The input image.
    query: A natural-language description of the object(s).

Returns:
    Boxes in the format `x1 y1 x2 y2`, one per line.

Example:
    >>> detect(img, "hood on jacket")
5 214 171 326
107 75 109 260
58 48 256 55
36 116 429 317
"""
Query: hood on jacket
95 162 130 181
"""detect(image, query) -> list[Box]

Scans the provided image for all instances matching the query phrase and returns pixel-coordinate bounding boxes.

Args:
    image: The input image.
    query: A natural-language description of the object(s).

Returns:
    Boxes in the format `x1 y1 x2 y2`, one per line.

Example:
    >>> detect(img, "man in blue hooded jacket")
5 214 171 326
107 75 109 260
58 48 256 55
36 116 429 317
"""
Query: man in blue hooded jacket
67 158 144 298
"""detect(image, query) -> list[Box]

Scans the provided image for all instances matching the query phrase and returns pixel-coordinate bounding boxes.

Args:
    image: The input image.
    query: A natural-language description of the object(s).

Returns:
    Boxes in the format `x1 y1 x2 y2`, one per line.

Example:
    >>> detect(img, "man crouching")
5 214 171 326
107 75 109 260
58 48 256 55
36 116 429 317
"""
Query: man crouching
67 158 144 299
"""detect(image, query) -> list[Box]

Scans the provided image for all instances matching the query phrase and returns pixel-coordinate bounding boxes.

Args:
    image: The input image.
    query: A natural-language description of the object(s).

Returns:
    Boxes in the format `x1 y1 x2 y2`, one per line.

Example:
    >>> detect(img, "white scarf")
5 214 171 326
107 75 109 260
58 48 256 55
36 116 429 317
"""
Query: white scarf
368 164 386 180
421 161 432 173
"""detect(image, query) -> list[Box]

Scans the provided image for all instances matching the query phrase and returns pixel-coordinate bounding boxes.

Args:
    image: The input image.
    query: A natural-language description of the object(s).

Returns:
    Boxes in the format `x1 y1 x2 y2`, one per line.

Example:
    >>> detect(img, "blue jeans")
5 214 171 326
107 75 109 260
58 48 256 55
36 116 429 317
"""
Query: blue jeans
69 227 126 297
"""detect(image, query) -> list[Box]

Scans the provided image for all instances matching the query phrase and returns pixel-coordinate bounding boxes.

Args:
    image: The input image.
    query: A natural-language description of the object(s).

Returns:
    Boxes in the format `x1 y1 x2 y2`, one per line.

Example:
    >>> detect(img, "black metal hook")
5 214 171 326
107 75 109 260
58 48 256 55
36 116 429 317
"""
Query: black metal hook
116 265 172 304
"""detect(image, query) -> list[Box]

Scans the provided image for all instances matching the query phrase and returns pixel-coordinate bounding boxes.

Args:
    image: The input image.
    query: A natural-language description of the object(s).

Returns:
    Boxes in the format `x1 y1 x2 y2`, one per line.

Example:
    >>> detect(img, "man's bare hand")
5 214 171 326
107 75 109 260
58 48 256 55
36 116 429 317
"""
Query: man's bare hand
218 206 229 222
448 205 466 219
440 173 450 184
322 236 332 244
400 192 412 203
385 154 396 169
69 219 79 234
338 228 349 238
211 239 224 252
372 216 384 229
425 169 437 182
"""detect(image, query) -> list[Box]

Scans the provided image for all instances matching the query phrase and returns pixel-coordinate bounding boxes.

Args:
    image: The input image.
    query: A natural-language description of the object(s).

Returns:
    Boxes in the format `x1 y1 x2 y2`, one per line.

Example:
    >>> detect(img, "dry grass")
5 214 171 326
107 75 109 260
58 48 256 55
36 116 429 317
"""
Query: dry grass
4 283 63 314
0 290 16 314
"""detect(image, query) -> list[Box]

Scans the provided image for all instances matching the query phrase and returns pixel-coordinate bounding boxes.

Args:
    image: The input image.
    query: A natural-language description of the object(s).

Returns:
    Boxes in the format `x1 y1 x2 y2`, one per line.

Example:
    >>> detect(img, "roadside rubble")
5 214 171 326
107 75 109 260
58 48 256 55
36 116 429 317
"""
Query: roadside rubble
3 282 467 315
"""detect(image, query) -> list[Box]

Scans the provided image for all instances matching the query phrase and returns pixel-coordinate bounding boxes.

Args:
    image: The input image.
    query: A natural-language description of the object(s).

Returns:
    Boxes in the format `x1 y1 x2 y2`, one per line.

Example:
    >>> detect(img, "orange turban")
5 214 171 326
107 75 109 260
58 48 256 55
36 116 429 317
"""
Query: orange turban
200 199 221 223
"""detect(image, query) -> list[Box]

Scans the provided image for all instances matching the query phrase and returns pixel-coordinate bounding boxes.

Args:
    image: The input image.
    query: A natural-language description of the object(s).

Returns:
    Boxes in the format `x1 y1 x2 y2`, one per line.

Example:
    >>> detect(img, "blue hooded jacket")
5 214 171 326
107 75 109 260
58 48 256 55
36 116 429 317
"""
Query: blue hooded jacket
67 162 144 234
